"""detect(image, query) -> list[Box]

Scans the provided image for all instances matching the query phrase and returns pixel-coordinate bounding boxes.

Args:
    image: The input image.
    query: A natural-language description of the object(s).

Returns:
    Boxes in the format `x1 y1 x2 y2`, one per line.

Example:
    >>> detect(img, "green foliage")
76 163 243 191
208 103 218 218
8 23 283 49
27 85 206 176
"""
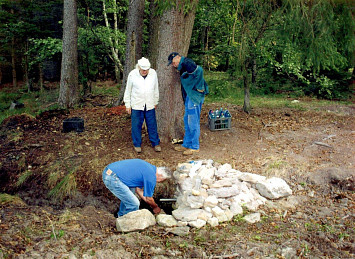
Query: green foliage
0 89 21 111
204 71 244 105
27 37 62 68
190 0 236 69
254 0 355 100
192 0 354 101
153 0 198 15
0 85 59 125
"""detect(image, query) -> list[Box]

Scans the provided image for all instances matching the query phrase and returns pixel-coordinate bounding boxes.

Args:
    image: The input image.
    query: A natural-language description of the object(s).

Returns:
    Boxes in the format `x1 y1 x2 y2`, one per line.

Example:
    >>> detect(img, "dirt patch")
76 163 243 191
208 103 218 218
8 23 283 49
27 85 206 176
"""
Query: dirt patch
0 97 354 258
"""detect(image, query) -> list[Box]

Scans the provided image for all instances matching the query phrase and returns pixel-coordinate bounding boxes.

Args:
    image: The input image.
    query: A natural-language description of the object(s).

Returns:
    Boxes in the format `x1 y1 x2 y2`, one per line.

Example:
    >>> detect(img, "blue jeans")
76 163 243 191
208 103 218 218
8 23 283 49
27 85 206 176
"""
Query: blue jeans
102 167 140 216
182 96 203 150
131 108 160 147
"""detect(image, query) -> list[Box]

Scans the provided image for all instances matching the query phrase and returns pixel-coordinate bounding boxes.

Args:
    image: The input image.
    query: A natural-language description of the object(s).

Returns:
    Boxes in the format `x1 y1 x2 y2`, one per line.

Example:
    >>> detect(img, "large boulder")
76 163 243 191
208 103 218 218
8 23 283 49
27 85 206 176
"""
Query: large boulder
256 177 292 199
116 209 156 232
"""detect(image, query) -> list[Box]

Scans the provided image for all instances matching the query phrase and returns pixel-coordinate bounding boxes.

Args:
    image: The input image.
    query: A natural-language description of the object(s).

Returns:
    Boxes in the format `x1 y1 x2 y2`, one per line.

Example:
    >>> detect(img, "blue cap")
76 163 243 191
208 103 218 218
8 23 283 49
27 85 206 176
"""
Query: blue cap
167 52 179 66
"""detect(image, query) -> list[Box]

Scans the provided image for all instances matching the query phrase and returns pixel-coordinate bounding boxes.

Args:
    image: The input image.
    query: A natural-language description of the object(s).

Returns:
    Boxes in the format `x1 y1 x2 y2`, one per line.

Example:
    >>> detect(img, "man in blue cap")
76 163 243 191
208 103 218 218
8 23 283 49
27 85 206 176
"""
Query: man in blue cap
167 52 209 155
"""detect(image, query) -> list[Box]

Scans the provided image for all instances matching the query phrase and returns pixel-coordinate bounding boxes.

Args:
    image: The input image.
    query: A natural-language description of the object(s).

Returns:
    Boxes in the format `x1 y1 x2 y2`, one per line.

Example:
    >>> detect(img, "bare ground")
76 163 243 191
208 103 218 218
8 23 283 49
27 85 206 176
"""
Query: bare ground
0 96 354 258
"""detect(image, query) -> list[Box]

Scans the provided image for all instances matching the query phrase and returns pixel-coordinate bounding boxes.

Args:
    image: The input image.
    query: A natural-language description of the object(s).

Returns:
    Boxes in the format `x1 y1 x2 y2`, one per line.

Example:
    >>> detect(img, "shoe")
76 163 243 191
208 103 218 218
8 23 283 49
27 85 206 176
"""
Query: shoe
154 145 161 152
174 145 188 152
134 146 142 153
183 149 200 155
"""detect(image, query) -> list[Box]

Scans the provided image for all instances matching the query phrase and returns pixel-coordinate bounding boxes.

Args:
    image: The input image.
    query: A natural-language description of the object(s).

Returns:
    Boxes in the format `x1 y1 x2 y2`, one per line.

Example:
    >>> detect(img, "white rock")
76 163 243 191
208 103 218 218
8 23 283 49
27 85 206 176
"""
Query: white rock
177 221 188 227
204 196 218 208
215 163 233 177
208 186 239 198
197 210 212 221
156 214 178 227
189 161 203 177
178 177 195 193
210 179 233 188
238 172 266 184
176 163 192 174
198 167 216 184
189 219 206 228
166 226 190 236
116 209 156 232
207 217 219 227
225 209 234 221
244 213 261 223
172 208 205 221
211 206 229 222
186 194 205 209
219 199 232 210
204 207 212 213
230 202 243 216
256 177 292 199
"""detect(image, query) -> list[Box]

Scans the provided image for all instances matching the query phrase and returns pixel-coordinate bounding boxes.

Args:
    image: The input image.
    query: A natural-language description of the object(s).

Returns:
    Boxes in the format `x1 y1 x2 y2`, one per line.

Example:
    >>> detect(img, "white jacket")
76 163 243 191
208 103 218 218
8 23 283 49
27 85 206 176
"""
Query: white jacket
123 68 159 111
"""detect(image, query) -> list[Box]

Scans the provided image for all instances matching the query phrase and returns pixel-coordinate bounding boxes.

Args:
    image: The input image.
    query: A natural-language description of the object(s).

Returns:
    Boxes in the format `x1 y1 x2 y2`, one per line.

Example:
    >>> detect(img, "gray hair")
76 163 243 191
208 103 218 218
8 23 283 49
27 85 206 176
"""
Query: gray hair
156 167 171 179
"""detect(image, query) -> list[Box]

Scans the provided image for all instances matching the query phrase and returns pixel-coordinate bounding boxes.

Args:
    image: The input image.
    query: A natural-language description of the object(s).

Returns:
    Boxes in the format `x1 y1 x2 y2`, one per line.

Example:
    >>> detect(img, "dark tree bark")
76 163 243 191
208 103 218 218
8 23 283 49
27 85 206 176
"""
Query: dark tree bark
11 36 17 88
115 0 145 105
58 0 79 109
243 71 251 114
149 0 199 142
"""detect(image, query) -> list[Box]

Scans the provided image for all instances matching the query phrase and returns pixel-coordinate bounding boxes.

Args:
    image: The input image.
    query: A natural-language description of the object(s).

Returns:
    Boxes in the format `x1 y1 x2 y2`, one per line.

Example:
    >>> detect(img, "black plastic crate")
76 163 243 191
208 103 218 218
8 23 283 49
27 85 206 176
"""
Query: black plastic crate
63 117 84 133
208 116 231 131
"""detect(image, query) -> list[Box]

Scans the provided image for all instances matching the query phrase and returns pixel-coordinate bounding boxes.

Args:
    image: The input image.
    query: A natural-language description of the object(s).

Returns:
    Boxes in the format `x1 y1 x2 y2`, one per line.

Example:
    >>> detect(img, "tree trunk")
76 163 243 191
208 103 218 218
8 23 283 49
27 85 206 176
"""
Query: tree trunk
243 66 251 113
11 36 17 88
251 59 256 84
24 41 29 92
149 0 198 142
58 0 79 108
115 0 145 106
39 63 43 93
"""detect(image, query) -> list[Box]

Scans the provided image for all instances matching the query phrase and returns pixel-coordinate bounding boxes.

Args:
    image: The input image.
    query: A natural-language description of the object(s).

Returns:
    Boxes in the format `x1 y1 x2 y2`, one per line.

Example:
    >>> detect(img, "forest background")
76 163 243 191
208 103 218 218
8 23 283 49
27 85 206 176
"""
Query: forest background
0 0 354 113
0 1 355 257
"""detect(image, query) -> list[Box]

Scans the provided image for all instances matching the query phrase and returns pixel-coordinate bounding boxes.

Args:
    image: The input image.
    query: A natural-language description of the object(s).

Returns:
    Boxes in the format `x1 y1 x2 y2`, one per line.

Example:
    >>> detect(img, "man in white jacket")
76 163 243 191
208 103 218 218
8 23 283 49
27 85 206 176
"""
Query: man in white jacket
124 57 161 153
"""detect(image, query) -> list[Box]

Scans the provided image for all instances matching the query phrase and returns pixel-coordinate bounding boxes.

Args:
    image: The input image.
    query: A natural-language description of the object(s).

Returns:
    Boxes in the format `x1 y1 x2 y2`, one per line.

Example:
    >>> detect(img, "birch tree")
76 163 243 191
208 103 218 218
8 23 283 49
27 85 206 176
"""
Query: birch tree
102 0 124 82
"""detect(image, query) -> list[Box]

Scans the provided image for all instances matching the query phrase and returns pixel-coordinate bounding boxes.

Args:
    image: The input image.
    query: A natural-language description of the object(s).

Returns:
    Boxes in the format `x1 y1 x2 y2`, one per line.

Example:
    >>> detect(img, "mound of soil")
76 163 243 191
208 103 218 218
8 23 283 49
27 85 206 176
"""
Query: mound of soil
0 97 354 258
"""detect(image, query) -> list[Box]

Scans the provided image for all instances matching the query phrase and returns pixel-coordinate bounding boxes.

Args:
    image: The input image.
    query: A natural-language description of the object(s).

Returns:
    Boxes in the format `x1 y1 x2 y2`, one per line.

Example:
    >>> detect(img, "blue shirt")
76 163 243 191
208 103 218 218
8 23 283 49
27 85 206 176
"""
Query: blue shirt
107 159 157 197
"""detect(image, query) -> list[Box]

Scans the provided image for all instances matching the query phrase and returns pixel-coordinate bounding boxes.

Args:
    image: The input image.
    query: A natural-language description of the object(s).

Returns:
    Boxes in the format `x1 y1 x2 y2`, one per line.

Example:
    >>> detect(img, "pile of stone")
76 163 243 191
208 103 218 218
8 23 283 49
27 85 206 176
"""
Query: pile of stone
116 160 293 232
169 160 292 228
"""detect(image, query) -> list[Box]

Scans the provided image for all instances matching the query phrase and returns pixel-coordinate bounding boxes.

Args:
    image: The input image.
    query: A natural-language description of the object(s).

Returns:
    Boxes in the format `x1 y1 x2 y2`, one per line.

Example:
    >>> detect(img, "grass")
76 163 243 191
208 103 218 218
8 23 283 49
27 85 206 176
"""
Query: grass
0 73 353 125
0 85 60 124
204 71 353 110
0 193 26 206
47 170 77 201
16 170 34 187
0 81 119 124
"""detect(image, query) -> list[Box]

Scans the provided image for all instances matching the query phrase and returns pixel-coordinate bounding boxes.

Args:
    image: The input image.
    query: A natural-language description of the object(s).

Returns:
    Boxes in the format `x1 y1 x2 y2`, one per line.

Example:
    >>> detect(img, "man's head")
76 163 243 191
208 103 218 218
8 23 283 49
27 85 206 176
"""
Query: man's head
156 167 171 182
137 57 151 76
167 52 180 68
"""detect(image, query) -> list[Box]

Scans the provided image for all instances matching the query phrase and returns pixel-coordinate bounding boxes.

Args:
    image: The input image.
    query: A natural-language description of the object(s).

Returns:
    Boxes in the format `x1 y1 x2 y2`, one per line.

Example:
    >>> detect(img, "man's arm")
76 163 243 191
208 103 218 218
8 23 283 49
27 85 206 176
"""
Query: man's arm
123 73 133 112
135 188 161 214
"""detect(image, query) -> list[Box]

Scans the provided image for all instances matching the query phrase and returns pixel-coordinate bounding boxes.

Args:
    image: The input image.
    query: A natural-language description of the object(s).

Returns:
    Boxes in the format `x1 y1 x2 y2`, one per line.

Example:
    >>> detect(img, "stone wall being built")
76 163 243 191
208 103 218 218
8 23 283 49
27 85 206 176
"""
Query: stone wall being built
170 160 292 228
